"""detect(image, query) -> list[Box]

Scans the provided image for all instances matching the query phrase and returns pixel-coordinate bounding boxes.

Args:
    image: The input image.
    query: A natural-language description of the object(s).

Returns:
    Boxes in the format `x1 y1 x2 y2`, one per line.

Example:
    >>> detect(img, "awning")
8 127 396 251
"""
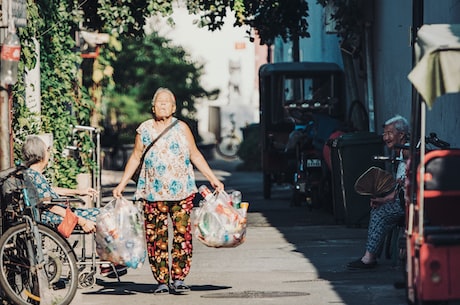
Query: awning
408 24 460 108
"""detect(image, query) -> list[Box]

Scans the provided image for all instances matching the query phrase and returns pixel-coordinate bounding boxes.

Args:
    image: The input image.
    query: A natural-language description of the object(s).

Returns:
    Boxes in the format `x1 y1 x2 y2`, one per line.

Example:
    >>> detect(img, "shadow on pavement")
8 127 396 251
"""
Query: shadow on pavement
99 156 407 304
83 280 231 295
200 157 408 305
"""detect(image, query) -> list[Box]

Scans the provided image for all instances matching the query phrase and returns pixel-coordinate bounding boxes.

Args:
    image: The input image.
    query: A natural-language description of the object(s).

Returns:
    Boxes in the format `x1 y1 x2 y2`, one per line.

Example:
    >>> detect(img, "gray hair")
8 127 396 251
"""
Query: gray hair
22 135 48 167
151 87 176 106
384 115 409 135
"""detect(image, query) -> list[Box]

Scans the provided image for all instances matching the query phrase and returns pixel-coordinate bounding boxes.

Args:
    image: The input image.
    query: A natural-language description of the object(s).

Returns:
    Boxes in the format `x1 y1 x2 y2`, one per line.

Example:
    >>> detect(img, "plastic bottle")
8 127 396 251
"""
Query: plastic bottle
1 22 21 85
231 190 242 209
239 202 249 218
198 185 213 201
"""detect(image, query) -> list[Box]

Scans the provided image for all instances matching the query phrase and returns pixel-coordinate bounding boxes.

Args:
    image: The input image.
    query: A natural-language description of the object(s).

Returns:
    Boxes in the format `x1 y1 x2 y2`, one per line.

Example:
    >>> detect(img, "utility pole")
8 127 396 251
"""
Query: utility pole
0 87 12 170
0 0 29 170
0 24 13 170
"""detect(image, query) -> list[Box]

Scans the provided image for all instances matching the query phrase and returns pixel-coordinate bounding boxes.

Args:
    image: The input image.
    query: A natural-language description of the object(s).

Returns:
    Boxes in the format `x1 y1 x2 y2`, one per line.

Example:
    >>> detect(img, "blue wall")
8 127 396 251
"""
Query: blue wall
273 0 342 67
372 0 460 147
272 0 460 147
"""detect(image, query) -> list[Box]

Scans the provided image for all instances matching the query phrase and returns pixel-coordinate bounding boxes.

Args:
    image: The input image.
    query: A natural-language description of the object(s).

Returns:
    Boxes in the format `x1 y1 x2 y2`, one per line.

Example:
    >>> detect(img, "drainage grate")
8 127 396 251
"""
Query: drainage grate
201 291 310 299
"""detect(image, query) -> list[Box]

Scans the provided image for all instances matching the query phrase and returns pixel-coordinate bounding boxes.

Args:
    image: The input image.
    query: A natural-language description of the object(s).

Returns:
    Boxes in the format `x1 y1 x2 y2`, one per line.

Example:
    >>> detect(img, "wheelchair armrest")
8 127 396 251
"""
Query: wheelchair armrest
38 197 86 209
51 197 85 204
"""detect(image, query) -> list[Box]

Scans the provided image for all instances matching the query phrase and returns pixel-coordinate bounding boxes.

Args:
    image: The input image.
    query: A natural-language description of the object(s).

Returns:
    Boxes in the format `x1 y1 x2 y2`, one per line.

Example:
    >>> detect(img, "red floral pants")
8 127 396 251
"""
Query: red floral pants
143 194 195 284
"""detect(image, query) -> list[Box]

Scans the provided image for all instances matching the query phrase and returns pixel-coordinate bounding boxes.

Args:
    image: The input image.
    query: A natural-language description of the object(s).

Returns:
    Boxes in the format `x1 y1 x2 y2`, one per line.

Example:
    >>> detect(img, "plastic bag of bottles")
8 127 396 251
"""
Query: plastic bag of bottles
95 197 147 269
194 189 248 248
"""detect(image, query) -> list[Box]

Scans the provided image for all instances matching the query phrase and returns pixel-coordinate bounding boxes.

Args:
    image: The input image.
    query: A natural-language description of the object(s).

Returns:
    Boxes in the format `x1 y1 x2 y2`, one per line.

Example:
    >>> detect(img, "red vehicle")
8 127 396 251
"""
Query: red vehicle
405 24 460 305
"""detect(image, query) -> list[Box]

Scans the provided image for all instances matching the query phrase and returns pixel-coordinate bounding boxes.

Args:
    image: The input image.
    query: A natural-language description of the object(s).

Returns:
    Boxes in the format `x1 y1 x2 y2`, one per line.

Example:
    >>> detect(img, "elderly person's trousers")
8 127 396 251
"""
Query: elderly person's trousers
143 195 195 285
366 198 405 255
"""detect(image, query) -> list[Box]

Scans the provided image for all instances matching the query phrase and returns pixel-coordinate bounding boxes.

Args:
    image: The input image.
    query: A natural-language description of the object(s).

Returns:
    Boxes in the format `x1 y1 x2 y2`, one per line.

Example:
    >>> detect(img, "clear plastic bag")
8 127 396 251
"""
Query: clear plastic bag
95 197 147 268
194 190 247 248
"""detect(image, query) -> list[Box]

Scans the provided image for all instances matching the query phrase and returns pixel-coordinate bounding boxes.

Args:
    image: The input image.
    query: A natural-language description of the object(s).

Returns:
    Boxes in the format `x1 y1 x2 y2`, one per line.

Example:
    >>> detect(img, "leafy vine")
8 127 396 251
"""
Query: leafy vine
317 0 366 55
13 0 94 187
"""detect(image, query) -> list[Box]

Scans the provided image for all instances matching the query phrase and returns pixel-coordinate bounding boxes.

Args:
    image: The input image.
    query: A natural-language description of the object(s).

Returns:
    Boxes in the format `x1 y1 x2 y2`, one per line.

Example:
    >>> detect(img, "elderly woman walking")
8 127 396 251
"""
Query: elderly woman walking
112 87 224 294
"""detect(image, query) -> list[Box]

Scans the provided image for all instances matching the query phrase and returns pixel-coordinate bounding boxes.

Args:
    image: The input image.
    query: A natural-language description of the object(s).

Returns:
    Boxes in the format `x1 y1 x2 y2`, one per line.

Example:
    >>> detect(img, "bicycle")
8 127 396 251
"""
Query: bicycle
216 113 242 159
0 166 78 305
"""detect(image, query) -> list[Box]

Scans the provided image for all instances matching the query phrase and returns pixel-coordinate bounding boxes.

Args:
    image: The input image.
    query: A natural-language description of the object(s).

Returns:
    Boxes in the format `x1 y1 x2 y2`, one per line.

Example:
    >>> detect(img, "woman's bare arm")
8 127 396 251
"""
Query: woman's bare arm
182 121 224 191
112 134 145 197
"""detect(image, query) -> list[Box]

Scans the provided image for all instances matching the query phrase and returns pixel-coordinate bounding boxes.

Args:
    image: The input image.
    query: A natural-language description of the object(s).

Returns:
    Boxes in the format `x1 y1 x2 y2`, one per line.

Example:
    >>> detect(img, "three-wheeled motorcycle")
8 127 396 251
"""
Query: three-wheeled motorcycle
405 24 460 305
259 62 346 207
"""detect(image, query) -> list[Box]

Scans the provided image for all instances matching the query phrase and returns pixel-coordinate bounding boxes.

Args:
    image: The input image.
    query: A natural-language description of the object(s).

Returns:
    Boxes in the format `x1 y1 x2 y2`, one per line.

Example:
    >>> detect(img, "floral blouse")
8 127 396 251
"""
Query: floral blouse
25 168 59 199
134 118 197 202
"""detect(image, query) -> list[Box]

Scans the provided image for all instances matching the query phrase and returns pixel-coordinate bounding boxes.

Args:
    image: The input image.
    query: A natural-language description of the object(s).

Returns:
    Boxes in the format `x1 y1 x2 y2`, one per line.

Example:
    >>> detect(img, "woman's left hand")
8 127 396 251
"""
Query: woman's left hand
78 218 96 233
211 180 225 192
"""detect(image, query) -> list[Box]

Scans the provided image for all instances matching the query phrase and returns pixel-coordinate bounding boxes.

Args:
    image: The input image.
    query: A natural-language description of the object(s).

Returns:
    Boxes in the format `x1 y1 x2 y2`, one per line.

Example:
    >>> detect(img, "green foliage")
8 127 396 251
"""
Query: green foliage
104 31 219 142
83 0 175 34
81 1 310 46
36 0 94 183
185 0 310 45
10 0 317 186
12 0 95 187
317 0 366 54
240 0 310 45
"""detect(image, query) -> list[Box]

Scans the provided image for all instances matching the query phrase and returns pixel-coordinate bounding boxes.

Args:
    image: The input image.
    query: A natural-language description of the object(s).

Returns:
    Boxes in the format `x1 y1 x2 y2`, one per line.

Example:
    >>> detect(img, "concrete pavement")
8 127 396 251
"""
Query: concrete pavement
72 156 407 305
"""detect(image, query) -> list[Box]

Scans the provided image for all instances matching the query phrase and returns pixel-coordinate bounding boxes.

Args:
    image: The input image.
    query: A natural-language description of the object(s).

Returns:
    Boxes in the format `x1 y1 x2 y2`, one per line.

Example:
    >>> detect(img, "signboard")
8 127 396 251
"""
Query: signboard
1 0 27 28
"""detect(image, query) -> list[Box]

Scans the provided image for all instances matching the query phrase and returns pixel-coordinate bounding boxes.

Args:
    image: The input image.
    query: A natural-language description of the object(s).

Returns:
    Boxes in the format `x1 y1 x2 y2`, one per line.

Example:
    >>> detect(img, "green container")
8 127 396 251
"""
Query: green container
330 132 384 227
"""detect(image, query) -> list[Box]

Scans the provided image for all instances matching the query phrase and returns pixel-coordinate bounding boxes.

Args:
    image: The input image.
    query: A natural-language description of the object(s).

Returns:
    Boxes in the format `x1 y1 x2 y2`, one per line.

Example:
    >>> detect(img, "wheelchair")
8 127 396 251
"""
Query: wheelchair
0 165 79 304
41 197 124 289
1 165 121 294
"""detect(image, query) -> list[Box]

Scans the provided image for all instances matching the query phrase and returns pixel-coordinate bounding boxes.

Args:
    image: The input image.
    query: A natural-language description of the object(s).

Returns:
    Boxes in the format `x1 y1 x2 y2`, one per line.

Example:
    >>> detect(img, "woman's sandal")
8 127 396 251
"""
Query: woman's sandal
171 280 190 293
154 283 169 294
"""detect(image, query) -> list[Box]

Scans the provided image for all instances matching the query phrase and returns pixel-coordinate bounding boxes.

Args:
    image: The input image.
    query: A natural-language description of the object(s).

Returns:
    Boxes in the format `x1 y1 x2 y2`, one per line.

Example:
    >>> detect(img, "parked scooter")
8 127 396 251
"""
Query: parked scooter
284 102 343 209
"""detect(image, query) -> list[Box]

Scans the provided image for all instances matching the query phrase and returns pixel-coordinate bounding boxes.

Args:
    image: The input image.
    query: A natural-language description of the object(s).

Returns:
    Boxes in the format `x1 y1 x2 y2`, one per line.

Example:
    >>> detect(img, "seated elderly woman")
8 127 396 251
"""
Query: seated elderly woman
22 135 127 277
21 135 99 233
347 166 404 269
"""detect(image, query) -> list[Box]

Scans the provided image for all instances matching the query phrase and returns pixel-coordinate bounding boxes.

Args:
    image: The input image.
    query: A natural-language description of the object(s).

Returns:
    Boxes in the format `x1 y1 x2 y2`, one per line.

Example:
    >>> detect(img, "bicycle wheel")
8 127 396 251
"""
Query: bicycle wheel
0 223 78 305
216 135 241 158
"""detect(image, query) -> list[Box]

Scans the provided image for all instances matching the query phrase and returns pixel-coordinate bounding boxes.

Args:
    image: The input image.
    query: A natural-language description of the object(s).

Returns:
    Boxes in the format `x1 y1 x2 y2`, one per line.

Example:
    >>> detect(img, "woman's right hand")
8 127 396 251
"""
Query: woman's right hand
112 185 124 198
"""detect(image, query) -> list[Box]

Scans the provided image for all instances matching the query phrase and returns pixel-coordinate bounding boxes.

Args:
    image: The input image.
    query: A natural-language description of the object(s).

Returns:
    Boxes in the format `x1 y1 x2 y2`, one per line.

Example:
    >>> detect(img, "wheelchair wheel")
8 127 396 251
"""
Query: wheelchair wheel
78 270 96 288
0 223 78 305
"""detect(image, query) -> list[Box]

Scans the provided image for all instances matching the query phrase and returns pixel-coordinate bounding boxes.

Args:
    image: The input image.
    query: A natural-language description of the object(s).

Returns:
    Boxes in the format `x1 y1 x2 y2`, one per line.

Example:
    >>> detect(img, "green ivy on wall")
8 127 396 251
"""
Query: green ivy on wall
13 0 95 188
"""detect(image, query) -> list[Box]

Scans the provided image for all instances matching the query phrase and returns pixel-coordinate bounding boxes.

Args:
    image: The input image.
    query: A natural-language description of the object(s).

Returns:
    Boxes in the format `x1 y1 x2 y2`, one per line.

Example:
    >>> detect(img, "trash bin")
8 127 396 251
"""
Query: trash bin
330 132 384 227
